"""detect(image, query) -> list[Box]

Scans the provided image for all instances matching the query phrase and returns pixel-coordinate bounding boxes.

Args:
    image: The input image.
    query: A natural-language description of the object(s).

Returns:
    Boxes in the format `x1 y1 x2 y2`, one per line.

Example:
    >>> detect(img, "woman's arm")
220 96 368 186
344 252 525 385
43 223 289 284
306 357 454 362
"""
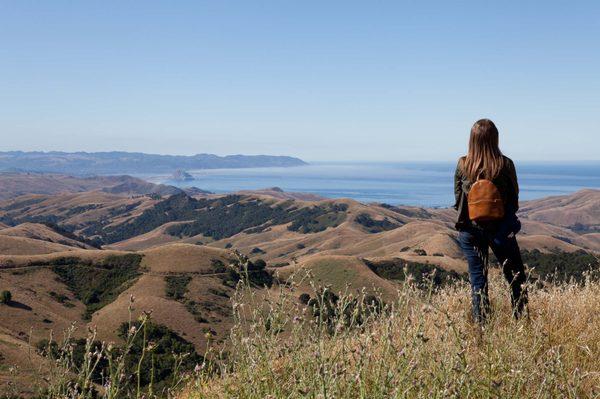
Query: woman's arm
507 158 520 212
454 159 463 210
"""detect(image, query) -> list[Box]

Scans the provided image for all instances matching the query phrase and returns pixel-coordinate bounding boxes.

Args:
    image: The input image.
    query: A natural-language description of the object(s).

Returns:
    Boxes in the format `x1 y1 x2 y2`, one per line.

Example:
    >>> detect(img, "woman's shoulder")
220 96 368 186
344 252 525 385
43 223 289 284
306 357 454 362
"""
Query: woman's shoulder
455 156 466 175
502 155 516 169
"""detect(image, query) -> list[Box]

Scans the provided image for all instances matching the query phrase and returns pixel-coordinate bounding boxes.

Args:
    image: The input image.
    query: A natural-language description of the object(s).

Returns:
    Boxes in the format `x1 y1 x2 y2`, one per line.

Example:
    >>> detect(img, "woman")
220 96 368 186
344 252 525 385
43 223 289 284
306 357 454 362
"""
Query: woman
454 119 527 323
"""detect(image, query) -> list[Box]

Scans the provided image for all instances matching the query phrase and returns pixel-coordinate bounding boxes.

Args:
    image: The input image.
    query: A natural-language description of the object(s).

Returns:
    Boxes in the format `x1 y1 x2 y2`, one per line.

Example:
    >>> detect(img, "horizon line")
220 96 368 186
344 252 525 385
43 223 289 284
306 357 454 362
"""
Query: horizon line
1 149 599 164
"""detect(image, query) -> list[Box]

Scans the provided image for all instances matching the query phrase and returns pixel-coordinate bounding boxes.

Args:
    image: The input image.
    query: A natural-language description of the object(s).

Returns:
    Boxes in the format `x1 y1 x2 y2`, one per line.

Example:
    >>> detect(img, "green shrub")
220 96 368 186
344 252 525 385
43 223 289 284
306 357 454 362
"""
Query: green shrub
0 290 12 304
48 291 74 307
185 300 209 323
305 288 385 335
221 252 273 288
210 259 227 273
249 259 267 270
298 293 311 304
365 258 466 288
165 275 192 300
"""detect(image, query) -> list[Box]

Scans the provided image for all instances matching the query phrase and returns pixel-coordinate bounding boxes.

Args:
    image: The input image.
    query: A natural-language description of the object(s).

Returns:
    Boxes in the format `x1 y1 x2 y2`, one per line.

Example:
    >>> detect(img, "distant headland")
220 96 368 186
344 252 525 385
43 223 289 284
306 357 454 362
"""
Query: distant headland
0 151 307 175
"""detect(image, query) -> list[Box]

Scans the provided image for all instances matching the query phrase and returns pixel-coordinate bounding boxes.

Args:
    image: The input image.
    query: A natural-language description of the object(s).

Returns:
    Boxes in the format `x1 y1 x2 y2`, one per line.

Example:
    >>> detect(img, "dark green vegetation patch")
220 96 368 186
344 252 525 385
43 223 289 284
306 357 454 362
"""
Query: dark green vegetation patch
221 259 273 288
50 254 142 319
164 275 192 300
287 203 348 234
185 300 209 323
111 194 348 241
2 196 47 212
521 249 600 284
300 288 385 335
168 197 348 238
1 193 350 245
36 321 202 396
365 258 466 288
79 193 348 243
117 322 203 389
568 223 600 234
355 213 399 233
379 203 433 219
0 290 11 304
48 291 74 307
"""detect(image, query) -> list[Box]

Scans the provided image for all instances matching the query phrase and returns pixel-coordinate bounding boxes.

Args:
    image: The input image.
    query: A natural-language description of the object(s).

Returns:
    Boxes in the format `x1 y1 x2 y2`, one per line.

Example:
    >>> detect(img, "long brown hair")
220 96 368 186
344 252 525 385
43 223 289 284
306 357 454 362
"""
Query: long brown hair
460 119 505 181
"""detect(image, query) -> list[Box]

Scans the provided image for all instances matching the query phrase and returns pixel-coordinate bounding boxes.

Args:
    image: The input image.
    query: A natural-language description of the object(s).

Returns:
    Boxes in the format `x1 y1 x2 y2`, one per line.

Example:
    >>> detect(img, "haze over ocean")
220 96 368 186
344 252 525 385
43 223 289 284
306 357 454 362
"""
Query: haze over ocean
146 161 600 207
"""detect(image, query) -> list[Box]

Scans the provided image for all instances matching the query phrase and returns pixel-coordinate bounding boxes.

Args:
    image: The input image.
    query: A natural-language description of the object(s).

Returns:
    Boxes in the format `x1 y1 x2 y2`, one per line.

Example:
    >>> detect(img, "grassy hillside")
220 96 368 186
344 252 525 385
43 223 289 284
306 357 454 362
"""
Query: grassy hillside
19 266 599 398
0 171 184 201
2 248 600 397
0 188 599 397
182 272 600 398
2 189 598 269
0 234 77 255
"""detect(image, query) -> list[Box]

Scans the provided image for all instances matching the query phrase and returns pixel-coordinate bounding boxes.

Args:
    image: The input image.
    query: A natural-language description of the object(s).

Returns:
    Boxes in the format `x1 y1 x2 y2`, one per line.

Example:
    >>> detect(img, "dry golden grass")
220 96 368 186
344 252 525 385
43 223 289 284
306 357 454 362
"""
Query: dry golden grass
277 255 399 301
0 222 95 249
0 332 49 398
183 271 600 398
106 221 187 251
519 189 600 228
0 235 76 255
0 267 87 343
140 243 233 273
0 249 130 268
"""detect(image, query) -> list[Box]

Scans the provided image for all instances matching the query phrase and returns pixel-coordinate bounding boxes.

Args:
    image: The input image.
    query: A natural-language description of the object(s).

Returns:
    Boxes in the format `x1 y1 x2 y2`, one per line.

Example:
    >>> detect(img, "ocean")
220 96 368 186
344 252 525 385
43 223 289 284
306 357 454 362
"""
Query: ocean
144 161 600 208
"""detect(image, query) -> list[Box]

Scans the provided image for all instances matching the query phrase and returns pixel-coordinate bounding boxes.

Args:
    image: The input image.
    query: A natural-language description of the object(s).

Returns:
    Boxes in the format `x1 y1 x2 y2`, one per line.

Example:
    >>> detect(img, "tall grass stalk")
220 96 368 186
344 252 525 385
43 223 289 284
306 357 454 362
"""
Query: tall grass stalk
36 295 192 398
184 270 600 398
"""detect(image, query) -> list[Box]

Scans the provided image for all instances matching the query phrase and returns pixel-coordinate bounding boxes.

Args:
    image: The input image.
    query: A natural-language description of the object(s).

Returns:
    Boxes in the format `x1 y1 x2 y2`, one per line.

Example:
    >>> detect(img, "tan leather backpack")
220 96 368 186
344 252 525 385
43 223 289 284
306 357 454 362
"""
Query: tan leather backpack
467 179 505 222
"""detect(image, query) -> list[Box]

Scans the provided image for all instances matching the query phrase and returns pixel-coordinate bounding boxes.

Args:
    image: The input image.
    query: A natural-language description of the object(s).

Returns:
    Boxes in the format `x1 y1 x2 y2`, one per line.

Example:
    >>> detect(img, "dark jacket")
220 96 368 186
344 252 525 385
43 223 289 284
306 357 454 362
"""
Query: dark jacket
454 155 519 230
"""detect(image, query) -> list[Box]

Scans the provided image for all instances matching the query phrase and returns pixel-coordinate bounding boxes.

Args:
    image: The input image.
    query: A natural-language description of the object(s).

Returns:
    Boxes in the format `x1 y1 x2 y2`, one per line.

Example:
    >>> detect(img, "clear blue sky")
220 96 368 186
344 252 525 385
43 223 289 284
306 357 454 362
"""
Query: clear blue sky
1 1 598 161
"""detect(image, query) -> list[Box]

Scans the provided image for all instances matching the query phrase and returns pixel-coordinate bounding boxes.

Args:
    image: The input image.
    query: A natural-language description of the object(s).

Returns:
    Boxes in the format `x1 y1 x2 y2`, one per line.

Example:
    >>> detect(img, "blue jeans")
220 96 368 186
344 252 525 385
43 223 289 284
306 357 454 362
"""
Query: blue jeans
457 215 527 323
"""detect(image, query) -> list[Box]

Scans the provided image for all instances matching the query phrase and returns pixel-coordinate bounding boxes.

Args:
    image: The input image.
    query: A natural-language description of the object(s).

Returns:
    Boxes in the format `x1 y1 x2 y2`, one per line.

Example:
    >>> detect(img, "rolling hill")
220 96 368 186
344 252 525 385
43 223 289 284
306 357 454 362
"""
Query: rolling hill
519 189 600 232
0 223 95 250
1 185 598 263
0 185 598 396
0 172 200 201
